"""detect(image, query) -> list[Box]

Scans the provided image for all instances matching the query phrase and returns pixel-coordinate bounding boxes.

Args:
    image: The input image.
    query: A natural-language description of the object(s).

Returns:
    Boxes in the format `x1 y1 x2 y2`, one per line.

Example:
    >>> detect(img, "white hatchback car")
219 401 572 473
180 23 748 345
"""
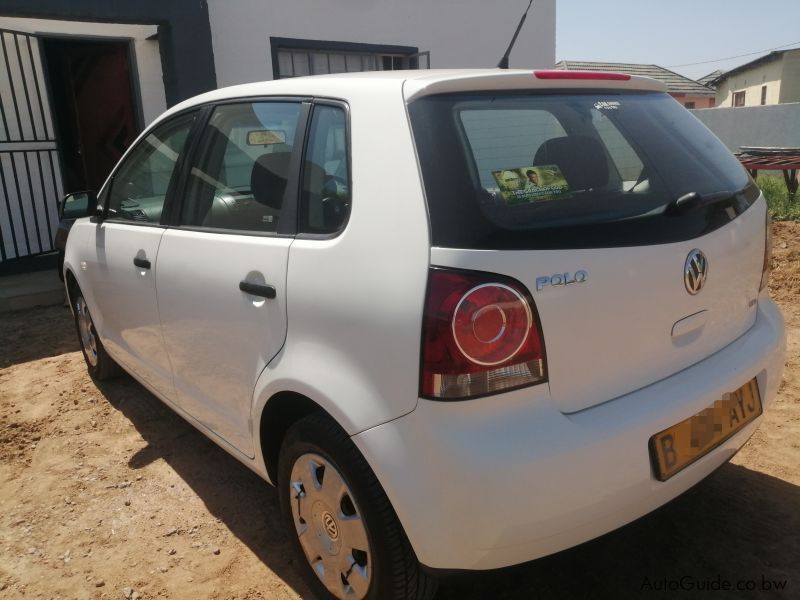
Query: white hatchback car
63 70 786 600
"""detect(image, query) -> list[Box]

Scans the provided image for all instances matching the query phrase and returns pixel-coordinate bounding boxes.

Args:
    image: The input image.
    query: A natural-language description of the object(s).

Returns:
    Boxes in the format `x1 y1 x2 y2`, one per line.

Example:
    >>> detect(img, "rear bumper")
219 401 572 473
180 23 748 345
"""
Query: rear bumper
352 295 786 570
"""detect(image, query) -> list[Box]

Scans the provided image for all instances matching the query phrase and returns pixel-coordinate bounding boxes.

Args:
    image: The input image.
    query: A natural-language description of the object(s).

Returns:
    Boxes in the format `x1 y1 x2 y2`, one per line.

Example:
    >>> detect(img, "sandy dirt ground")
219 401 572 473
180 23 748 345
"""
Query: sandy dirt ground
1 223 798 600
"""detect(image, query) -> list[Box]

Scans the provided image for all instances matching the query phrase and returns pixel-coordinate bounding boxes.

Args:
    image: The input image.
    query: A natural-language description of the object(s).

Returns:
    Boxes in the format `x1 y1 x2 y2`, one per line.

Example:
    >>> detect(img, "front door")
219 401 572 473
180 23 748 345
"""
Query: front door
83 110 197 400
156 100 304 457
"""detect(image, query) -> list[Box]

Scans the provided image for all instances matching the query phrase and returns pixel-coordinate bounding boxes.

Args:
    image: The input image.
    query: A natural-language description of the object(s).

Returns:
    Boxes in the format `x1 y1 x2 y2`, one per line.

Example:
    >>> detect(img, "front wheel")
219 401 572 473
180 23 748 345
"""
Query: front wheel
278 413 436 600
72 288 119 380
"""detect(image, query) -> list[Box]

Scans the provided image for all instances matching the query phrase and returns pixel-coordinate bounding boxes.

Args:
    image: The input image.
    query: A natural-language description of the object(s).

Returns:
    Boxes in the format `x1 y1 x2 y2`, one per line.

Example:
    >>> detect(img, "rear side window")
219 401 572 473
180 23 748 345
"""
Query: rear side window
408 91 757 249
181 102 302 232
299 104 350 235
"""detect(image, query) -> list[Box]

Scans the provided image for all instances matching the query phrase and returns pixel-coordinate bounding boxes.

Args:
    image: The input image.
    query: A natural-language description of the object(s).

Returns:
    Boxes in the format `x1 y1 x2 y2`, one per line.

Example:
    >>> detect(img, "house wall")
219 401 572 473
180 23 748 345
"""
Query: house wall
0 1 217 265
207 0 557 87
779 50 800 104
691 96 716 109
0 0 216 106
672 93 715 109
715 58 784 107
0 17 166 125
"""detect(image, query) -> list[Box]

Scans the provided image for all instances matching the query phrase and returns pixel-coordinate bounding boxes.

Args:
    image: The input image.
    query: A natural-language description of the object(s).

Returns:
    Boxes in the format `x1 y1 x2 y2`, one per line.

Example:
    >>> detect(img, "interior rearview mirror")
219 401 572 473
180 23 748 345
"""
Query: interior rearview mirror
247 129 286 145
60 190 98 221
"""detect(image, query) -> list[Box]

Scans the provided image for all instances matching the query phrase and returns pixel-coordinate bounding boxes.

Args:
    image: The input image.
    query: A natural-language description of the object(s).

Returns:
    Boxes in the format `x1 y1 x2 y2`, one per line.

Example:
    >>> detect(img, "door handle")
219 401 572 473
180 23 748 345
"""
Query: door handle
133 257 151 269
239 280 276 299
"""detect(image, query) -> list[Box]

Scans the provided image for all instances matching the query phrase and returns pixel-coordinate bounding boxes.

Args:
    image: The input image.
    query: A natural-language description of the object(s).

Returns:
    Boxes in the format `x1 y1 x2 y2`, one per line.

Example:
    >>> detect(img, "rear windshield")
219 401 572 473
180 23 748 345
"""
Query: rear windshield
408 91 758 249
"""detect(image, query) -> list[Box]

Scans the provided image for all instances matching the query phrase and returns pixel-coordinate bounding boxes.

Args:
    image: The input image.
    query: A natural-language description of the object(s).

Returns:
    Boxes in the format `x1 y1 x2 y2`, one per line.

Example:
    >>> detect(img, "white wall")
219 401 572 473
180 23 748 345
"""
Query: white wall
779 50 800 104
0 17 166 125
208 0 556 87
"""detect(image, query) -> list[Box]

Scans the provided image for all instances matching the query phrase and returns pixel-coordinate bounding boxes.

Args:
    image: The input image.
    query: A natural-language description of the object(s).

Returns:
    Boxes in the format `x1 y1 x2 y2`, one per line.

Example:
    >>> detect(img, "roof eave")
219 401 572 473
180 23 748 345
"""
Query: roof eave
711 50 792 85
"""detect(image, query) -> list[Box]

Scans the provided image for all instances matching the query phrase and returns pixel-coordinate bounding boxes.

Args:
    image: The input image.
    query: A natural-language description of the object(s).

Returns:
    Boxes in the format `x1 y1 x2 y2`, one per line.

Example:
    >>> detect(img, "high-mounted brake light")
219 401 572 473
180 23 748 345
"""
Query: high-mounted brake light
420 268 547 400
534 70 631 81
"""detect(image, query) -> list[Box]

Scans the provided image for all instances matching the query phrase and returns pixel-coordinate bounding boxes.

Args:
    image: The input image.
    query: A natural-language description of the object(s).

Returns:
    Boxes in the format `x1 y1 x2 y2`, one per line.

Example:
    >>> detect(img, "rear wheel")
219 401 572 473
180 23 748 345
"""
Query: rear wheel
72 287 119 380
278 413 436 600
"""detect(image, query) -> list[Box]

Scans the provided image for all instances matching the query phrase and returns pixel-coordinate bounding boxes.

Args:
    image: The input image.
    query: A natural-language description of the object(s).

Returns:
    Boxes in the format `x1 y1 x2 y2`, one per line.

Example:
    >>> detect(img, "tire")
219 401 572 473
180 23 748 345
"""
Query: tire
70 285 120 381
57 250 65 282
278 413 437 600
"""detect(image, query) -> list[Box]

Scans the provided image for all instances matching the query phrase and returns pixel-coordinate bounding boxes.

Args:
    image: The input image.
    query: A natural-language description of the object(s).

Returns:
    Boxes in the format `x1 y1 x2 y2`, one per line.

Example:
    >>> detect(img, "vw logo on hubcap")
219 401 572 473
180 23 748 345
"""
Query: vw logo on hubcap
684 249 708 295
322 511 339 540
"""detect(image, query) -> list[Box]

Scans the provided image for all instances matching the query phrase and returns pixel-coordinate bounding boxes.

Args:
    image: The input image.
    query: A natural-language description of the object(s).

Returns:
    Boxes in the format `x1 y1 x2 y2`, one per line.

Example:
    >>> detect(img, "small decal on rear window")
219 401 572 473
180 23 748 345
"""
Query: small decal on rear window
594 100 620 110
491 165 570 205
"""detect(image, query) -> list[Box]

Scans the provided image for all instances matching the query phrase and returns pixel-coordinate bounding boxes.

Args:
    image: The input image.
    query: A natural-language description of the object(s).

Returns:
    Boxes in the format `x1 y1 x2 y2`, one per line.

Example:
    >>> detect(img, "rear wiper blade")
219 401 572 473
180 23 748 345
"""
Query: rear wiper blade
668 190 737 214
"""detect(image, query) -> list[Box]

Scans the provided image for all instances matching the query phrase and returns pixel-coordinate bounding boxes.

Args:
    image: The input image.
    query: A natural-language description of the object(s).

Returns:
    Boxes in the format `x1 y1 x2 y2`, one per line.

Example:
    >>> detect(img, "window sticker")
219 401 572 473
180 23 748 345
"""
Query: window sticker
594 100 620 111
491 165 570 205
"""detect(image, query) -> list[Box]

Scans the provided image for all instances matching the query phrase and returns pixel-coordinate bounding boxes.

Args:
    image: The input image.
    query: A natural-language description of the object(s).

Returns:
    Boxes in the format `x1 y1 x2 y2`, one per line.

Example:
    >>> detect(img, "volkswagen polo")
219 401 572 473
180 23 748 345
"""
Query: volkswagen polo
62 70 786 600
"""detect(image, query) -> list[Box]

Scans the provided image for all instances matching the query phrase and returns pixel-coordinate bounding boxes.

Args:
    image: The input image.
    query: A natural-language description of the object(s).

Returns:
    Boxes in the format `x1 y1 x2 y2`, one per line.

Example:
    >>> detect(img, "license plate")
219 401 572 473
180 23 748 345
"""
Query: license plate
650 378 762 481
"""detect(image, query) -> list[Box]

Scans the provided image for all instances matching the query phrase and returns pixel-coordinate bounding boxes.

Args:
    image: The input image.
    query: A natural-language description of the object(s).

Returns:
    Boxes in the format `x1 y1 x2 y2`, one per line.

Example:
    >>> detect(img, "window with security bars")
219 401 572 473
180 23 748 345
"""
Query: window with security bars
274 45 429 79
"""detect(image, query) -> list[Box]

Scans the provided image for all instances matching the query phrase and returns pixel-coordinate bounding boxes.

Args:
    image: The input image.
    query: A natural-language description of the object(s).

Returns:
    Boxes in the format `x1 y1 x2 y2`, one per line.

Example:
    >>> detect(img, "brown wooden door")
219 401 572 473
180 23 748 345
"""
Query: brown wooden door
48 39 138 193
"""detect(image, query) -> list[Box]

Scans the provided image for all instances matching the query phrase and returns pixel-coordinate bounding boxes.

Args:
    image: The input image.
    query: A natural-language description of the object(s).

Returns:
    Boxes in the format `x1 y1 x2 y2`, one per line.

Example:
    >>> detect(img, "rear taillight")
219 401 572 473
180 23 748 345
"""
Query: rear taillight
420 268 547 400
760 210 772 291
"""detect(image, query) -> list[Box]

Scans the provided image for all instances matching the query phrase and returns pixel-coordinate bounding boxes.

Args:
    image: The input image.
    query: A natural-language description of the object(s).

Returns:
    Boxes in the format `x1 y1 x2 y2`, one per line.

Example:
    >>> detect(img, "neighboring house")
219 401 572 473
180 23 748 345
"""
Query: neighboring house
0 0 556 268
555 61 716 109
697 70 723 89
711 48 800 107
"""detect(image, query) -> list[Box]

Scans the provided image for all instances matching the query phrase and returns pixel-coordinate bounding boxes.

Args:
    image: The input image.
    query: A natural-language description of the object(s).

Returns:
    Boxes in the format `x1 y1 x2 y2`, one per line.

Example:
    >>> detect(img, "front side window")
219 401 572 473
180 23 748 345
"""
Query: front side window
299 105 350 234
181 102 302 232
106 111 196 223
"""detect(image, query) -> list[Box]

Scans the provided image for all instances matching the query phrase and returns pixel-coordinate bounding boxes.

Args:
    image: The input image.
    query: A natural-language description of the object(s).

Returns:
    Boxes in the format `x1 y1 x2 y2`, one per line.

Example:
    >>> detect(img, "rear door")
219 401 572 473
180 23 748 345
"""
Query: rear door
156 100 307 457
410 91 765 413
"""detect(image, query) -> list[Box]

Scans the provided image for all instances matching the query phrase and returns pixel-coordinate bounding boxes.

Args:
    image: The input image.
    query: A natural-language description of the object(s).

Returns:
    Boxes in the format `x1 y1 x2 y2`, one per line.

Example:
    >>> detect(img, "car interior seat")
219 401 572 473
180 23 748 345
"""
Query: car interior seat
251 152 292 211
533 135 610 192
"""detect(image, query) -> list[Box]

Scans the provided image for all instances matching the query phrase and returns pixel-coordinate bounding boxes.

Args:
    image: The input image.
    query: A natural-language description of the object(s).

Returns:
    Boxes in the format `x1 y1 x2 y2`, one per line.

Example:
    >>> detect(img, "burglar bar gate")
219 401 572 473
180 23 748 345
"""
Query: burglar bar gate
0 28 63 263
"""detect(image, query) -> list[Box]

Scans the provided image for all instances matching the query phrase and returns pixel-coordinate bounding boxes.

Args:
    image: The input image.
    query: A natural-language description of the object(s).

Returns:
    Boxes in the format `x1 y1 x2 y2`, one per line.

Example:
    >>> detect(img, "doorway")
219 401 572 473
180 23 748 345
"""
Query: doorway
42 37 141 193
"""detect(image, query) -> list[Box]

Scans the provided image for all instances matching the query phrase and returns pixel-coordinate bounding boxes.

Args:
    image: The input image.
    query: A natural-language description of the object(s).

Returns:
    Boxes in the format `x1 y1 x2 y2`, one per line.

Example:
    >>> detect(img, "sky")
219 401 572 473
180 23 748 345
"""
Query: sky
555 0 800 80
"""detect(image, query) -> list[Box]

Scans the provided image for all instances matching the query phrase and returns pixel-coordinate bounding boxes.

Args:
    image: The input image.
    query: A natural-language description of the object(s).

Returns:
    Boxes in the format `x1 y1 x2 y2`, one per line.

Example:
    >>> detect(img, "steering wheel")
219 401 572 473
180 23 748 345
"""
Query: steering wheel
320 176 350 229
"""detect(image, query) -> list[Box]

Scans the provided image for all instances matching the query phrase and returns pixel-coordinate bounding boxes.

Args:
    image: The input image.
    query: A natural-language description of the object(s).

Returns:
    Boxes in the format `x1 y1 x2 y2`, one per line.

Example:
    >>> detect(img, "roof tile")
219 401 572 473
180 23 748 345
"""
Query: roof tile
555 61 715 96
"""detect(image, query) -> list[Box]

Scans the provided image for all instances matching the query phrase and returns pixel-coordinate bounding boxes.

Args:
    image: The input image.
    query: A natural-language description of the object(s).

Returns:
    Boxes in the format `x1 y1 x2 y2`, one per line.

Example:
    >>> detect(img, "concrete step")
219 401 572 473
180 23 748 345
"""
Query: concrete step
0 269 65 313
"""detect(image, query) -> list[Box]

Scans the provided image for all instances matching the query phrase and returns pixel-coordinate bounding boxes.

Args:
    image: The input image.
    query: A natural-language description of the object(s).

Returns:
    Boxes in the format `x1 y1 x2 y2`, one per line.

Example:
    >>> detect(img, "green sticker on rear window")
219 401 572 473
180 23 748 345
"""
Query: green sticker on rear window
491 165 570 205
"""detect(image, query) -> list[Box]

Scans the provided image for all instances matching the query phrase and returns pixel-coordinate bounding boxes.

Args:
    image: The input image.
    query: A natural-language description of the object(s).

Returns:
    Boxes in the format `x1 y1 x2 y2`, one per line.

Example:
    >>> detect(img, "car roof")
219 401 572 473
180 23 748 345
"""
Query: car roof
157 69 667 126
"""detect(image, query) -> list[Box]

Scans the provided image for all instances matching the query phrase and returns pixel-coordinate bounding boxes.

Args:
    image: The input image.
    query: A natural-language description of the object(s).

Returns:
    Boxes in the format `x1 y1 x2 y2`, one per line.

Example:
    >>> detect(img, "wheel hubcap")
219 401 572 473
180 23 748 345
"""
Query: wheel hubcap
290 453 371 599
75 296 98 367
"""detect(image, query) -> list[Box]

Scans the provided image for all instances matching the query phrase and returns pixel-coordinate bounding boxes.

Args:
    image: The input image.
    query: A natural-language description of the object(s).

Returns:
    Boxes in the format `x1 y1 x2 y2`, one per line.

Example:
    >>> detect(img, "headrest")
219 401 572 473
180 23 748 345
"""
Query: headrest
533 135 609 191
250 152 291 209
